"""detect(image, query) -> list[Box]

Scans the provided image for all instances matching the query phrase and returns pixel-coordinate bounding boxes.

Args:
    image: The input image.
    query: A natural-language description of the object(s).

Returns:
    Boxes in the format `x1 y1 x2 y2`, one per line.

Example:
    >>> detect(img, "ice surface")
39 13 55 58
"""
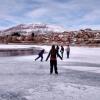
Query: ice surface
0 45 100 100
0 44 34 49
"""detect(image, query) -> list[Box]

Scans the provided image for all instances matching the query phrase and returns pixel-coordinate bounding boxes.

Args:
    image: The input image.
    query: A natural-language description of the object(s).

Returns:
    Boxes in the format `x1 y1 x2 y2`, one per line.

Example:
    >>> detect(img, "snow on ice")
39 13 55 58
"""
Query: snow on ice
0 44 100 100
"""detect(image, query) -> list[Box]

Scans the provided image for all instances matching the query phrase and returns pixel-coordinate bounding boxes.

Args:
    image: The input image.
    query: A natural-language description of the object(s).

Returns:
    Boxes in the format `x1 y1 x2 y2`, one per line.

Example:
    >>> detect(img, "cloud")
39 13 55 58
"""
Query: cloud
27 8 48 18
0 0 100 30
83 10 100 23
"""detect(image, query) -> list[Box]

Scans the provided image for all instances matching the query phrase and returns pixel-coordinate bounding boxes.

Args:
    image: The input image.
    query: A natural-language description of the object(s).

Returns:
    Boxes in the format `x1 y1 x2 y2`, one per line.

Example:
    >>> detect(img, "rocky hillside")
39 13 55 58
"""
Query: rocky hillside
0 26 100 46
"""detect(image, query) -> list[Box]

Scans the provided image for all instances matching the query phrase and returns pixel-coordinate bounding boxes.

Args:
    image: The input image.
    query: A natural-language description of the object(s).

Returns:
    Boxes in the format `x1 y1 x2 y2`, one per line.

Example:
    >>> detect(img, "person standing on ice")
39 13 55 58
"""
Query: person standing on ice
35 49 45 61
46 45 62 74
56 45 59 53
66 44 70 58
60 45 64 59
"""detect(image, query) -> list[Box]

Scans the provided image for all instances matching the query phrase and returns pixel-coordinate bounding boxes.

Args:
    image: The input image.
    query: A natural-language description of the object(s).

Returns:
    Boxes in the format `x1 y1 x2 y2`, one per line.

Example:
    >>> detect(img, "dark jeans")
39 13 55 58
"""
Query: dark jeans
50 60 58 74
67 51 70 58
61 52 64 58
35 55 43 61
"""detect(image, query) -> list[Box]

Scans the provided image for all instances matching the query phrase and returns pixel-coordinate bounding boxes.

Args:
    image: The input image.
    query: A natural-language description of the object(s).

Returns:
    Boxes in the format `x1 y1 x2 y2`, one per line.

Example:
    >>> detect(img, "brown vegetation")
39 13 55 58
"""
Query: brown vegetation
0 29 100 46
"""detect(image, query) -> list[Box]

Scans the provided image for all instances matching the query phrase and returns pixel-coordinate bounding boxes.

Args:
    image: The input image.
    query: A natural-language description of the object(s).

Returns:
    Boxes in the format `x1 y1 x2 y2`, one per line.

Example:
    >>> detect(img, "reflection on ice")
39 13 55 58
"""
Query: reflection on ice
0 47 42 56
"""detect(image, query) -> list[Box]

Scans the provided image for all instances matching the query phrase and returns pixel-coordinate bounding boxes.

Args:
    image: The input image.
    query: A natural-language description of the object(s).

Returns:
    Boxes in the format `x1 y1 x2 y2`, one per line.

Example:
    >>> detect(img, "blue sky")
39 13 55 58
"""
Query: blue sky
0 0 100 30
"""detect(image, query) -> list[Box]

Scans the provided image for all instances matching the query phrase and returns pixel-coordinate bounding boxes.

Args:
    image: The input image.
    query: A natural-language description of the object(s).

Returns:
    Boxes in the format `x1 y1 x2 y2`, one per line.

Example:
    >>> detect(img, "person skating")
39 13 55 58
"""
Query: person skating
35 49 45 61
60 45 64 59
66 45 70 58
46 45 62 74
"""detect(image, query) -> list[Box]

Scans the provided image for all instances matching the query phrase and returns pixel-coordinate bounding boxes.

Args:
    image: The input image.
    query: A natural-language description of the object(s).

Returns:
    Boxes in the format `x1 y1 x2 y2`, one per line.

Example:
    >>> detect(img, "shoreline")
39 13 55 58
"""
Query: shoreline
0 43 100 48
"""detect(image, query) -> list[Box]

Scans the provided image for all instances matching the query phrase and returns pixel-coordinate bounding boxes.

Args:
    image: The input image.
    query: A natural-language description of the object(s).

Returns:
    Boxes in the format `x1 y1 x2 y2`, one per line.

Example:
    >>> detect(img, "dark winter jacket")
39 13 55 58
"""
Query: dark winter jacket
60 46 64 53
39 49 44 56
46 49 62 61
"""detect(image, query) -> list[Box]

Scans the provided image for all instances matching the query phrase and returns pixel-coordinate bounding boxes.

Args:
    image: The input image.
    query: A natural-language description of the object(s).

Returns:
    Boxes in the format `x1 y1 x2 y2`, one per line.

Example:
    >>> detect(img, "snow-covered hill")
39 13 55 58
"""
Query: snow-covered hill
0 24 65 36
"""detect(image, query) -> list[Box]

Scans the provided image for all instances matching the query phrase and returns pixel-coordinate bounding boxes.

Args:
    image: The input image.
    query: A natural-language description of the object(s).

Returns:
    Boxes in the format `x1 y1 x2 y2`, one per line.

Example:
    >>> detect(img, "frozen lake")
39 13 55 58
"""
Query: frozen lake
0 44 100 100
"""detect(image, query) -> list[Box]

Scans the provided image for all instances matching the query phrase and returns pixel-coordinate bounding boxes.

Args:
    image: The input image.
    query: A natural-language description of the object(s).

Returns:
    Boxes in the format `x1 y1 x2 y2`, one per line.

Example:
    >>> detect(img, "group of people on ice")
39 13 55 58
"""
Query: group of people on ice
35 45 70 75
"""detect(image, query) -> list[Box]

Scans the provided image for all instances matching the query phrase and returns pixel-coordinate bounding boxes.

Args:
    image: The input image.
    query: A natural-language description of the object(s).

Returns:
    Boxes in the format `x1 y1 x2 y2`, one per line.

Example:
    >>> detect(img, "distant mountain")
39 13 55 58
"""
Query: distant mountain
0 24 65 36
